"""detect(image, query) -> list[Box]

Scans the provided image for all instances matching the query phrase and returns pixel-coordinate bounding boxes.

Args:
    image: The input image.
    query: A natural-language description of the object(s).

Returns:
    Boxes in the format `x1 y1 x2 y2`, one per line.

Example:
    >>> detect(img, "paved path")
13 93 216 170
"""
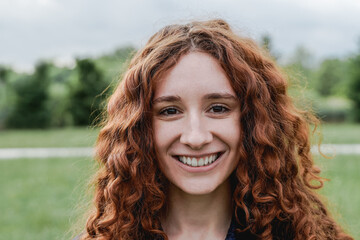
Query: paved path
311 144 360 155
0 147 94 160
0 145 360 160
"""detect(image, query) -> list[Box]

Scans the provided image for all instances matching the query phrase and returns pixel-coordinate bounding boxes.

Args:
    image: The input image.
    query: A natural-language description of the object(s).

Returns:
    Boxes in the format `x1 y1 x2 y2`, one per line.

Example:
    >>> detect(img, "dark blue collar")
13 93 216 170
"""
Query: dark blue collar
225 218 237 240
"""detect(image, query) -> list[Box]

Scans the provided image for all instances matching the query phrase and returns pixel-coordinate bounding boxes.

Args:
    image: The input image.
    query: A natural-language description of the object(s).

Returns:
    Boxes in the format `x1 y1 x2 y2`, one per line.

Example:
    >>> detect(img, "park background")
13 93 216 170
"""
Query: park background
0 0 360 239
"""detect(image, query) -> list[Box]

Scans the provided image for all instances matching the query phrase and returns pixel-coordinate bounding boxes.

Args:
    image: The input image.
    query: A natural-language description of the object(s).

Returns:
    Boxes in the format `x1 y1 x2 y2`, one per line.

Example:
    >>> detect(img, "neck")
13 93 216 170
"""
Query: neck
161 180 232 240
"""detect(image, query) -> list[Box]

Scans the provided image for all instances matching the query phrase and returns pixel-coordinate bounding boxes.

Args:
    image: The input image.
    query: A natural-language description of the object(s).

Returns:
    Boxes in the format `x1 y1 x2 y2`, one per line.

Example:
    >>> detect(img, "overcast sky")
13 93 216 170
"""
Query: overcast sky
1 0 359 72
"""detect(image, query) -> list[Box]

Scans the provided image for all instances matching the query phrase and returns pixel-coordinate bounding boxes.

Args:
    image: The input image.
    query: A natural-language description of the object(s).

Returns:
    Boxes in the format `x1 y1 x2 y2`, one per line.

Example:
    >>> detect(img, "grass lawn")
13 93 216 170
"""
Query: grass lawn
0 155 358 239
316 155 360 238
0 123 359 239
313 123 360 144
0 127 99 148
0 157 94 240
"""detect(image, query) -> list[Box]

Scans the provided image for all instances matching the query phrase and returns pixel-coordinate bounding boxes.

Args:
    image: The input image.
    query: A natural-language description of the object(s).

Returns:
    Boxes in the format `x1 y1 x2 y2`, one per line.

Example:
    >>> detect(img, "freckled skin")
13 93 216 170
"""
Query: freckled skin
152 52 241 195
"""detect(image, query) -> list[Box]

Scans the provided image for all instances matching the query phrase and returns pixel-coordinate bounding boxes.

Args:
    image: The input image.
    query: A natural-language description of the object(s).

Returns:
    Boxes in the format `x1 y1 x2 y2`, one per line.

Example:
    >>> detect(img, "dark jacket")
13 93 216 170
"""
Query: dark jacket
74 219 256 240
225 218 256 240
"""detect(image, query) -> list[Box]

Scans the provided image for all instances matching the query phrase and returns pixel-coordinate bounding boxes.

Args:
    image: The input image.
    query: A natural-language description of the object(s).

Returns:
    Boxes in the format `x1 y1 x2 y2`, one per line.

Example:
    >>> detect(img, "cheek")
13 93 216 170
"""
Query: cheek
212 116 241 147
152 120 178 152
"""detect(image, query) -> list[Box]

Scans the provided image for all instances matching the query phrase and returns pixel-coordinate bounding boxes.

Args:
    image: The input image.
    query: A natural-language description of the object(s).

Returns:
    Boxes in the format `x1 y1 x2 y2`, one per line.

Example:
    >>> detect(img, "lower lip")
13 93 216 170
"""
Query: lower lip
173 153 225 173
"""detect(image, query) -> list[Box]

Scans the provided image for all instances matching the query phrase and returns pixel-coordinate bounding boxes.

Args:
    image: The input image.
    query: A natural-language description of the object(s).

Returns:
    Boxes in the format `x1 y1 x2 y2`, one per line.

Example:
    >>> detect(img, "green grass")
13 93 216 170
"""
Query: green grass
319 123 360 144
317 155 360 238
0 127 99 148
0 157 95 240
0 155 358 239
0 123 359 239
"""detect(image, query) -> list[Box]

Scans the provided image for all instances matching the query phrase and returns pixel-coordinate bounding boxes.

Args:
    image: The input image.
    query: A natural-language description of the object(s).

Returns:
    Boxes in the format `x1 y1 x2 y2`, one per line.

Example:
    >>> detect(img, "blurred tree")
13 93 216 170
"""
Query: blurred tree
47 65 75 127
260 34 280 60
95 45 136 83
113 46 136 60
316 58 344 96
6 62 51 128
285 45 316 89
0 66 10 103
49 65 74 84
0 66 11 128
348 46 360 122
69 58 108 126
0 66 10 84
289 45 314 70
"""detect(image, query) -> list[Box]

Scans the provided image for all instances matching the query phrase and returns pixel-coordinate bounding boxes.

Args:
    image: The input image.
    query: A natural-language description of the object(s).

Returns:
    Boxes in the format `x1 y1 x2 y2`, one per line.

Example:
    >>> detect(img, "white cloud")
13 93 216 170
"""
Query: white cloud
1 0 359 71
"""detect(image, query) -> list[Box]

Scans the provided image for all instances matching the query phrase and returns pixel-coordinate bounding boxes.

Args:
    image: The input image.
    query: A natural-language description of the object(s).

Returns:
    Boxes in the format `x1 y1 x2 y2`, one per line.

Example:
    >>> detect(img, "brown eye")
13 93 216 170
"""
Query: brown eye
160 107 180 116
209 105 229 113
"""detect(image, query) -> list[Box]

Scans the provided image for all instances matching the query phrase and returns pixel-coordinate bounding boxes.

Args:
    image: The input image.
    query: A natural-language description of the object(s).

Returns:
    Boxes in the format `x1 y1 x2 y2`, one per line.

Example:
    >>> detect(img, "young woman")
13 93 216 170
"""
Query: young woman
79 19 353 240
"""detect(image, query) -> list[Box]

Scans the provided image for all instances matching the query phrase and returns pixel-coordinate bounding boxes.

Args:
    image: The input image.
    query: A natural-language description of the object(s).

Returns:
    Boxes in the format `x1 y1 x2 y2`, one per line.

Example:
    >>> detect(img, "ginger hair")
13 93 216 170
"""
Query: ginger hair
81 19 353 240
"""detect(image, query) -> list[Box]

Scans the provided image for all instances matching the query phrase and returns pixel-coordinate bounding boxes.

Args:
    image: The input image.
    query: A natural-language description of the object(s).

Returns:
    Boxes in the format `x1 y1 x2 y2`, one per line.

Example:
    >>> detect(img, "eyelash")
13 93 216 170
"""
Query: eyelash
208 104 230 114
159 107 181 116
159 104 230 116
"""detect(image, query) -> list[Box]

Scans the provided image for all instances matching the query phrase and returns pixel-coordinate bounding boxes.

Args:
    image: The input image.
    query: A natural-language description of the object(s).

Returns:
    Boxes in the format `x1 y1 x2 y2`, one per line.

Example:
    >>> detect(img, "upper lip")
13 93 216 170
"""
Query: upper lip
172 151 223 158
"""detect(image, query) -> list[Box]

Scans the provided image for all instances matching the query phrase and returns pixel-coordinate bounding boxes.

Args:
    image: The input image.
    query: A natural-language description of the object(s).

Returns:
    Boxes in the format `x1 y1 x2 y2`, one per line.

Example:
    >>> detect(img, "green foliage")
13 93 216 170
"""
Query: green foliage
3 42 359 128
348 51 360 122
94 46 136 83
284 46 356 123
0 66 10 84
69 59 109 126
0 66 11 128
316 58 345 96
47 65 76 127
0 46 134 129
6 62 51 128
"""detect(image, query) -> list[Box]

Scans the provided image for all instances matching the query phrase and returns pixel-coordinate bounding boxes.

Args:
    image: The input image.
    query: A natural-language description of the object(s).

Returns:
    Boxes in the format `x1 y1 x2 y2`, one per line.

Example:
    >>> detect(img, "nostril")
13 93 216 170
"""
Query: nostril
180 130 213 149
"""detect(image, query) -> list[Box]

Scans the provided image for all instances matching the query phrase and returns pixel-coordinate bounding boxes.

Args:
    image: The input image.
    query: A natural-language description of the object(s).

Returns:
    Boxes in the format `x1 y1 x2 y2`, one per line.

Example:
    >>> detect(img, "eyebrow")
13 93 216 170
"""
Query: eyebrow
153 92 237 104
152 95 182 104
203 93 237 101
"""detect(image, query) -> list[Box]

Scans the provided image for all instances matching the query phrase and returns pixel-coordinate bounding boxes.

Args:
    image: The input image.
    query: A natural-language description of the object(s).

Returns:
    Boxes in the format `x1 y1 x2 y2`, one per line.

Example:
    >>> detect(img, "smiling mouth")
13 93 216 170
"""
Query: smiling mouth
173 152 224 167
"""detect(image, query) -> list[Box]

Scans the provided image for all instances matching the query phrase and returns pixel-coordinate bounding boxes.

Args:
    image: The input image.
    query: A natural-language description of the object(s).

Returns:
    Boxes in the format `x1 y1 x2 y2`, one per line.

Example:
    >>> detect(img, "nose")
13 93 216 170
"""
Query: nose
180 113 213 149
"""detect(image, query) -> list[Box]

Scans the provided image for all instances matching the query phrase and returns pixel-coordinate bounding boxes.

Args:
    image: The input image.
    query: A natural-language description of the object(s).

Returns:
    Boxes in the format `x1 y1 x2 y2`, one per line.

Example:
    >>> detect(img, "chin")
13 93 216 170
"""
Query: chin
171 176 230 196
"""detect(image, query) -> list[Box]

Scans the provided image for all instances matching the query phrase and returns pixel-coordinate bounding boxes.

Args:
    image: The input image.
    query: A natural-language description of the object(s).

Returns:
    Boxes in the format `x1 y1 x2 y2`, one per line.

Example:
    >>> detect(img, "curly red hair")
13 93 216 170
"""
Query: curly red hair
81 19 353 240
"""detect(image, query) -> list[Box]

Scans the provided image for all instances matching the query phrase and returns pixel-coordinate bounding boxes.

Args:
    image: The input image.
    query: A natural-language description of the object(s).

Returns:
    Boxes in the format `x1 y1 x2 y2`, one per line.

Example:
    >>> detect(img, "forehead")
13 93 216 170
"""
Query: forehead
154 52 235 98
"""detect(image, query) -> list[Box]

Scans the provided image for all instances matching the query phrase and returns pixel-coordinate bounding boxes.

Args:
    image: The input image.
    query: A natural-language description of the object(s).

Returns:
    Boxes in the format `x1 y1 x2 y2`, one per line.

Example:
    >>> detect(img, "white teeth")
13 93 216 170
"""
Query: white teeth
191 158 197 167
198 158 204 166
177 153 219 167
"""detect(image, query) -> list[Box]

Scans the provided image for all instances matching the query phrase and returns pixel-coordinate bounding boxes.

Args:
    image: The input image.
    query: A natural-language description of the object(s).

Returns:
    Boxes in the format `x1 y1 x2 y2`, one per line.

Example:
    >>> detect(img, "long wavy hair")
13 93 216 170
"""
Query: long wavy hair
81 19 353 240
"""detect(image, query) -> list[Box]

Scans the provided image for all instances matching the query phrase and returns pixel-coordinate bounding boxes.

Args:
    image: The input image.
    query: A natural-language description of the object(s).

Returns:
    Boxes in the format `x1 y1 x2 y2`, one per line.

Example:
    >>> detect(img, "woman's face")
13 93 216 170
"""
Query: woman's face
152 52 241 195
